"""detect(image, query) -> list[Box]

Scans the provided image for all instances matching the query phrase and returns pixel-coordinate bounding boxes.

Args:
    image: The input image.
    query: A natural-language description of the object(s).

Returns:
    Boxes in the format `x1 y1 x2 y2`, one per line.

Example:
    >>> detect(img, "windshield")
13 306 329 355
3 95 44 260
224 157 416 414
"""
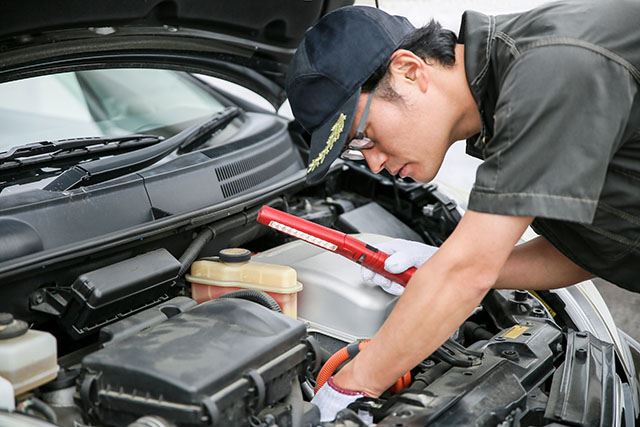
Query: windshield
0 69 229 150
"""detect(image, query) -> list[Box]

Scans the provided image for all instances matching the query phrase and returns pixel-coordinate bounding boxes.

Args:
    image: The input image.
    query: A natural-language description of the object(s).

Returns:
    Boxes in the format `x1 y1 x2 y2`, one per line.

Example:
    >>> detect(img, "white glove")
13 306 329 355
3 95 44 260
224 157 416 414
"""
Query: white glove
311 377 364 422
361 239 438 295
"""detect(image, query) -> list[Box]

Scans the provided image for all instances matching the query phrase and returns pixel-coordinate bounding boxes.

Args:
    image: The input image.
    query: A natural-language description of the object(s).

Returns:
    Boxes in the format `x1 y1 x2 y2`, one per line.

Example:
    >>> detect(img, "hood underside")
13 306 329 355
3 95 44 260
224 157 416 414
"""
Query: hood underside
0 0 353 106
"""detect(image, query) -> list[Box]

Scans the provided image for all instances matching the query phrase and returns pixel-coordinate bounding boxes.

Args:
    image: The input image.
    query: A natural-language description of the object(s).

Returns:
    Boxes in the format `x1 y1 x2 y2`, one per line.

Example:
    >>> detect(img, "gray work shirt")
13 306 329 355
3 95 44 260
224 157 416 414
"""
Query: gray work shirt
459 0 640 291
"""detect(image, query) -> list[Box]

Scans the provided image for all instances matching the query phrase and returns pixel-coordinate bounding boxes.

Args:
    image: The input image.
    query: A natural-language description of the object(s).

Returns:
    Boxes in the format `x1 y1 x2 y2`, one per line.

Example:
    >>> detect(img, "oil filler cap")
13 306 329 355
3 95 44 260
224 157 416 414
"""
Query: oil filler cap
219 248 251 263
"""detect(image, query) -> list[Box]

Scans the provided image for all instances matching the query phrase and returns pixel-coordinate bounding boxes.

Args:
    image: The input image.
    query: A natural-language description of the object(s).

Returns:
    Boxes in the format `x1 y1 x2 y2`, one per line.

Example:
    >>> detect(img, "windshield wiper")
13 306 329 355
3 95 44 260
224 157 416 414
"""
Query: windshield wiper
0 134 164 172
44 106 241 192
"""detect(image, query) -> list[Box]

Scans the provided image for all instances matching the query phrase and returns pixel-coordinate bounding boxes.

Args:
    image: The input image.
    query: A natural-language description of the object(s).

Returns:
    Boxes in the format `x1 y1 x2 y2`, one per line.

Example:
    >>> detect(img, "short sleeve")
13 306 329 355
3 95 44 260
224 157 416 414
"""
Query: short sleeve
468 45 636 223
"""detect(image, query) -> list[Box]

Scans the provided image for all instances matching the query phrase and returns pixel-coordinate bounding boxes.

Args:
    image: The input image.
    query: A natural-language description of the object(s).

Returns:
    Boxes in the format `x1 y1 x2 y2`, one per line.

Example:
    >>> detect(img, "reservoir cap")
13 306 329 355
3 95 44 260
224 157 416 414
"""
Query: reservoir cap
0 314 28 340
219 248 251 263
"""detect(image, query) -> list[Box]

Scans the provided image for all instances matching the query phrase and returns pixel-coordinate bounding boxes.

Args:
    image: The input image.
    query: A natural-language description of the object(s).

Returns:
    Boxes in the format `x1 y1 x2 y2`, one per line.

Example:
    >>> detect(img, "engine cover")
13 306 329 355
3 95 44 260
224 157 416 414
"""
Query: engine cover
254 233 398 343
80 299 309 426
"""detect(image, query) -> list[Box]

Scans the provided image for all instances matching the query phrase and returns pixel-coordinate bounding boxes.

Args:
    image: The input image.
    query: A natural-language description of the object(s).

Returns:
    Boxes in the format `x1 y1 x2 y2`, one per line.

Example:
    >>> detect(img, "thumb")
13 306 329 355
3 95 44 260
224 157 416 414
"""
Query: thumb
384 252 416 274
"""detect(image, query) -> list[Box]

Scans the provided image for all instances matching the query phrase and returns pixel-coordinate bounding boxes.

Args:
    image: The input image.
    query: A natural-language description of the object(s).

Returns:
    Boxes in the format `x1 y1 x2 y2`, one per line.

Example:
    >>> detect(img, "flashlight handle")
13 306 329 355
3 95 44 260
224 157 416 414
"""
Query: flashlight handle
257 205 416 286
344 235 417 285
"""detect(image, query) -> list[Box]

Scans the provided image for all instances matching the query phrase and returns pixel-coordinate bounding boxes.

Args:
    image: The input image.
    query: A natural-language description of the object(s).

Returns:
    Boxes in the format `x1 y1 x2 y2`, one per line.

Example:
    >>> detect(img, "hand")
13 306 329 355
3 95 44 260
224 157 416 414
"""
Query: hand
311 377 364 422
361 239 438 295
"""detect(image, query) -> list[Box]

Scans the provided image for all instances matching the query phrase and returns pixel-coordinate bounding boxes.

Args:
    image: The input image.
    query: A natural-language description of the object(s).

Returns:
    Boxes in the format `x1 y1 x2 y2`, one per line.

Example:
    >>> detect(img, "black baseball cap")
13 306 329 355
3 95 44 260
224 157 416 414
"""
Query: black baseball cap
286 6 414 184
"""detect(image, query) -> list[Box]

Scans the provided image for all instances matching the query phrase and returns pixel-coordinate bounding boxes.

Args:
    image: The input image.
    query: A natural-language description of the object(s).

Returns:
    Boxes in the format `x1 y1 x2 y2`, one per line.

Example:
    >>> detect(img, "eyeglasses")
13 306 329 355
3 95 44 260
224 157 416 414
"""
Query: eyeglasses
340 93 375 161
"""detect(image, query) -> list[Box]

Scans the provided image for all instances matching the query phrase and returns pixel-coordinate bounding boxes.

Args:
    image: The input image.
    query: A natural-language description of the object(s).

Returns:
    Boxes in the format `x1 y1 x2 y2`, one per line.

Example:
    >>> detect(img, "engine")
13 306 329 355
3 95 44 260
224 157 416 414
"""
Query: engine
0 173 618 427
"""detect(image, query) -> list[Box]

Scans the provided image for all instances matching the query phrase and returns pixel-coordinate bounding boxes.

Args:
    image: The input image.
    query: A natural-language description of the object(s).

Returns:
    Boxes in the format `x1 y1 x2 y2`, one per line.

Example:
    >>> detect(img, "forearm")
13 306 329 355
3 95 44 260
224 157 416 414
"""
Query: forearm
494 236 593 290
333 212 532 397
335 249 490 396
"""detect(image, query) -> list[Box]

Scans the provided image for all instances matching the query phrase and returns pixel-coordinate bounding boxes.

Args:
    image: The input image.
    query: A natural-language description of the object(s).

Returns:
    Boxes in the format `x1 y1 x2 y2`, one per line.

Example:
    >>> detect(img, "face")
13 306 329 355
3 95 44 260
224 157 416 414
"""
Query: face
346 51 468 182
348 87 453 182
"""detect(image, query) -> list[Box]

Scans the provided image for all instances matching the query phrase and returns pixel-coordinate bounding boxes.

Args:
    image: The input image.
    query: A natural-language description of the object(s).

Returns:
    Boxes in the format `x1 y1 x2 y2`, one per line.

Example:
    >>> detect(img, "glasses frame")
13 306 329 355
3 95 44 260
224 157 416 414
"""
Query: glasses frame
340 92 375 161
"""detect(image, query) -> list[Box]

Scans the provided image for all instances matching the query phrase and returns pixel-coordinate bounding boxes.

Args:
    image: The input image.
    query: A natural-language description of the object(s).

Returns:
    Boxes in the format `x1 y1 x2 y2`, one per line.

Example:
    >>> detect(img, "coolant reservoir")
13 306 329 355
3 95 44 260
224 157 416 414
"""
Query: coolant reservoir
187 248 302 318
0 314 58 395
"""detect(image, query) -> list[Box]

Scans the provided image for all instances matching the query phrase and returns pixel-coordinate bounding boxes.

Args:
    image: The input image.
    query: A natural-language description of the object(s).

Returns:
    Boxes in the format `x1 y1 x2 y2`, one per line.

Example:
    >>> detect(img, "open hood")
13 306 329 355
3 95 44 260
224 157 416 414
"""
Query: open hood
0 0 353 107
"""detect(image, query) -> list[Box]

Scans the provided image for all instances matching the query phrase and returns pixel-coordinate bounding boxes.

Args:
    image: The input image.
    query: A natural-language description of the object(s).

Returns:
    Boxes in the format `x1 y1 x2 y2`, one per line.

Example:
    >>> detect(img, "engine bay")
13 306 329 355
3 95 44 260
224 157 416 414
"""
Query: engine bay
0 165 621 427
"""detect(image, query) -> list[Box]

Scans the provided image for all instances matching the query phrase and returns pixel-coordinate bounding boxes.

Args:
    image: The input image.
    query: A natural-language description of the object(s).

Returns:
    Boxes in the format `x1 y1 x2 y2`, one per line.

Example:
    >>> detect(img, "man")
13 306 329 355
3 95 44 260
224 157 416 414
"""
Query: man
285 0 640 421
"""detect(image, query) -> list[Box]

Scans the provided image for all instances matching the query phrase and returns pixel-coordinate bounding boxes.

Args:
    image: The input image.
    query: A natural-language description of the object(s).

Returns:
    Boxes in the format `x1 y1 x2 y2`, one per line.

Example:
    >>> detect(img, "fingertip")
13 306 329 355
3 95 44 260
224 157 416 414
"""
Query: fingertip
372 274 391 288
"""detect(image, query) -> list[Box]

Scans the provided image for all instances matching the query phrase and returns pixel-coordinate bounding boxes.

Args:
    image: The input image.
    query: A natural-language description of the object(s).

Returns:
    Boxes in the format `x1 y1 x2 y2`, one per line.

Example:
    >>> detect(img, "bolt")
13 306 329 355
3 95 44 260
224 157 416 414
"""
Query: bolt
514 290 528 301
422 360 435 368
32 292 44 305
422 204 437 217
502 349 519 361
531 308 545 317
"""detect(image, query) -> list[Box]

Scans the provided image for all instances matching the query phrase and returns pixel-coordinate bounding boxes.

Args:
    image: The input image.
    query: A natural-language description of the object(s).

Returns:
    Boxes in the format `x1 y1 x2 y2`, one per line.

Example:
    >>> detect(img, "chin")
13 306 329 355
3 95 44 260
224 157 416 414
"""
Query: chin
409 167 435 183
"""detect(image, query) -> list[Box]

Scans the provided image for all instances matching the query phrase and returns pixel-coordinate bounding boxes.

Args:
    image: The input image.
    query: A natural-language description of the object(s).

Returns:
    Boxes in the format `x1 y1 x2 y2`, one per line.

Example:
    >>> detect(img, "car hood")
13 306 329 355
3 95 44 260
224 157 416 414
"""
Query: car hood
0 0 352 107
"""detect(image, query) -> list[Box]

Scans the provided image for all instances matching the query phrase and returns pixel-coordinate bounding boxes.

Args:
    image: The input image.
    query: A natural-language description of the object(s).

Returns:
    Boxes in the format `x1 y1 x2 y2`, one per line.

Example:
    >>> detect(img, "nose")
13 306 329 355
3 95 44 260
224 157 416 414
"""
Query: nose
362 148 387 174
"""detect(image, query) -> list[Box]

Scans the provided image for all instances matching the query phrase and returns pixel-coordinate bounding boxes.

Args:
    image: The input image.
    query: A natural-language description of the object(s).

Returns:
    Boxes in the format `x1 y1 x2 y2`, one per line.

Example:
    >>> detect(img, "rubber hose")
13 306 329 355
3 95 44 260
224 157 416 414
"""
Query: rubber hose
315 341 411 394
407 362 451 392
23 397 57 424
220 290 282 313
315 346 350 393
461 321 493 342
178 227 215 277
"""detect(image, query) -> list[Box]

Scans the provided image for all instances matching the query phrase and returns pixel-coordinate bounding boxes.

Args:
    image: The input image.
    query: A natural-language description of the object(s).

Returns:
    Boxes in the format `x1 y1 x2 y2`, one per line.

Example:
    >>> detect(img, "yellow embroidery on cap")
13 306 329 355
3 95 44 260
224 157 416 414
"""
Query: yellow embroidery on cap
307 113 346 173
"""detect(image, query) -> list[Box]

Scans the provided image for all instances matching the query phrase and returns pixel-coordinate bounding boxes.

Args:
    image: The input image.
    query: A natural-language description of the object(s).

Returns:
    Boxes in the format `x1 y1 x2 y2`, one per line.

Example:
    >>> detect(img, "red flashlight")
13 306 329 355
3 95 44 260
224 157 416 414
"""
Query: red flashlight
256 205 416 286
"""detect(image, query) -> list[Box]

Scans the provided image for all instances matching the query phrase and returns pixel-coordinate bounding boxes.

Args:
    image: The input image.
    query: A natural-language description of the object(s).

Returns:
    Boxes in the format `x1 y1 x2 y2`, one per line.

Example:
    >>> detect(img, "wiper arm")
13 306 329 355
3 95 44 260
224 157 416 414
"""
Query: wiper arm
0 134 164 172
44 107 241 192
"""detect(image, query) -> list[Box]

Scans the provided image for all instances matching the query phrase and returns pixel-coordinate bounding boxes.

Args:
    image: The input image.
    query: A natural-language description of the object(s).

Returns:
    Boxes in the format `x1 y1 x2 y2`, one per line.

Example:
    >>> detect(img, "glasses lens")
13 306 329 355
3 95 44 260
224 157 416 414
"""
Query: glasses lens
340 149 366 161
348 137 374 150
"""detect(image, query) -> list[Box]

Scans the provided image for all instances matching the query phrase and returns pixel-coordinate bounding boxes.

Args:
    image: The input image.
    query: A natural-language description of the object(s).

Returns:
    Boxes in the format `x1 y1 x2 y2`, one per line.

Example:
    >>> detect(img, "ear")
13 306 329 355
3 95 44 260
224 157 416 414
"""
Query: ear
388 49 429 92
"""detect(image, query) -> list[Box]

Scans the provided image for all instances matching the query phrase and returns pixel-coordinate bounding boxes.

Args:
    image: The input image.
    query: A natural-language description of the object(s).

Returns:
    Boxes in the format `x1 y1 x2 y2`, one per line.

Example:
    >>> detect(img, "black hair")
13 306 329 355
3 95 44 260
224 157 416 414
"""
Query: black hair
362 20 457 100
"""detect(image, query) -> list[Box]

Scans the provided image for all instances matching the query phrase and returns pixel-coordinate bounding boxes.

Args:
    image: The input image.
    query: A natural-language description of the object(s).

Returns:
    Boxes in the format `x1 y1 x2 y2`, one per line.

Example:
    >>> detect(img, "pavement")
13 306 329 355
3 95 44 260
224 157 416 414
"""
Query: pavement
355 0 640 342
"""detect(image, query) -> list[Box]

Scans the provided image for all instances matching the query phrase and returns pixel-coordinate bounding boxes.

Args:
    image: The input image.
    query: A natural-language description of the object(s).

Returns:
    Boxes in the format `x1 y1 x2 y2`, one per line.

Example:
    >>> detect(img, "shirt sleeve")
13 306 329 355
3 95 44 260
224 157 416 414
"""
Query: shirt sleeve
468 45 637 223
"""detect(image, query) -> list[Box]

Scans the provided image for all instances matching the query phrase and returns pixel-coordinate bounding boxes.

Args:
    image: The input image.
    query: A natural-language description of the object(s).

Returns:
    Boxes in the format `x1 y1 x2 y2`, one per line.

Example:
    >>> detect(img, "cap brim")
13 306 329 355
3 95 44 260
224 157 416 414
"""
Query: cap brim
305 88 360 185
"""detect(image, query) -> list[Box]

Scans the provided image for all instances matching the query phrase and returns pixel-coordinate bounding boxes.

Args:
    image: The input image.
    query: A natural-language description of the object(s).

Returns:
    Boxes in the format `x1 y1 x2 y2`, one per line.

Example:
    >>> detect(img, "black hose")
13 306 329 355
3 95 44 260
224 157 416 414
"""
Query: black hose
178 198 286 277
407 362 451 392
461 321 494 343
178 226 215 277
220 290 282 313
21 397 58 424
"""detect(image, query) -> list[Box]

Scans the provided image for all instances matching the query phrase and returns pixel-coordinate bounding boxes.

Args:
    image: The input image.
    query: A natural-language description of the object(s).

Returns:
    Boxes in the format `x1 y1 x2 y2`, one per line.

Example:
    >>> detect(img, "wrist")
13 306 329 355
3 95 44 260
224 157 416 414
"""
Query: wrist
333 361 381 398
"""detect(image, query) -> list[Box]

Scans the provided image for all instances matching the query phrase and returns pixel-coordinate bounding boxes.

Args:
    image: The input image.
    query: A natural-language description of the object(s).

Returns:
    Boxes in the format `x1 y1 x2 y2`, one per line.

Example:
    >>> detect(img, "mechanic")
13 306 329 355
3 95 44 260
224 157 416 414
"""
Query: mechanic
285 0 640 422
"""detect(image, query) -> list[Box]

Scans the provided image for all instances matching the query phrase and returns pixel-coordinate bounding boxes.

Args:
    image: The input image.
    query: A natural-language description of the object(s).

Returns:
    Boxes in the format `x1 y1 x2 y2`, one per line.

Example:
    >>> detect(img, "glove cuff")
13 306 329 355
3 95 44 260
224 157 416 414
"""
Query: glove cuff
327 377 365 396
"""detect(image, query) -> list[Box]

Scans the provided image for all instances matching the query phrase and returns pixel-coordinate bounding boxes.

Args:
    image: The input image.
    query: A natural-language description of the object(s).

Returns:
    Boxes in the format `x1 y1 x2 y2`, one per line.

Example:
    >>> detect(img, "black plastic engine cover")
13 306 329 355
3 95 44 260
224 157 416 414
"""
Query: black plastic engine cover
80 298 309 426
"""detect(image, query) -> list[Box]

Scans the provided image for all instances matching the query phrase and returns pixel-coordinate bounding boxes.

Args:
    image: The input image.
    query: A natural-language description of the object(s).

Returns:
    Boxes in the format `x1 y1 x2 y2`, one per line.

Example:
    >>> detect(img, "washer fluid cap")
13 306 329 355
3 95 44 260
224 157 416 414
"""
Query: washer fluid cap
219 248 251 263
0 315 29 340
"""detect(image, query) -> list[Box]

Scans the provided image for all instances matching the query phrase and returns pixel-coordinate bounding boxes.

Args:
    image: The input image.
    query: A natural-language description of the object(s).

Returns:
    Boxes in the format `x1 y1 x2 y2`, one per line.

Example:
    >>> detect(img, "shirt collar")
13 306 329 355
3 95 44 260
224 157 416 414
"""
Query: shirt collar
458 11 496 157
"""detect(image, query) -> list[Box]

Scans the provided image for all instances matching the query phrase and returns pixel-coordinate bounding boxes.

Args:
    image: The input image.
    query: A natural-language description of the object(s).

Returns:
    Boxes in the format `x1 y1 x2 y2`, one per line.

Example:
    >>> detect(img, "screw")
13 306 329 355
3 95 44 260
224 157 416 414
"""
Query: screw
32 292 44 305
